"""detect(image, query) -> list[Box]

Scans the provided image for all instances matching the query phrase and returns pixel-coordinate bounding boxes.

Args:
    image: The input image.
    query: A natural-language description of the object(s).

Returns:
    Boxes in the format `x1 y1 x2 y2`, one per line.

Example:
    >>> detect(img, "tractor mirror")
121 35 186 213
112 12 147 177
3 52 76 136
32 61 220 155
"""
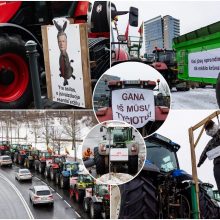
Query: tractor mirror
129 7 138 27
117 35 127 42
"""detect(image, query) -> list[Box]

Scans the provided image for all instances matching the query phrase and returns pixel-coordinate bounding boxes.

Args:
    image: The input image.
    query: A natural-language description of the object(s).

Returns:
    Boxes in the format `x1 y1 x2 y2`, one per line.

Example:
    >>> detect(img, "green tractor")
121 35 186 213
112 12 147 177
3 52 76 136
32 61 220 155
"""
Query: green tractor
83 184 110 219
70 172 94 203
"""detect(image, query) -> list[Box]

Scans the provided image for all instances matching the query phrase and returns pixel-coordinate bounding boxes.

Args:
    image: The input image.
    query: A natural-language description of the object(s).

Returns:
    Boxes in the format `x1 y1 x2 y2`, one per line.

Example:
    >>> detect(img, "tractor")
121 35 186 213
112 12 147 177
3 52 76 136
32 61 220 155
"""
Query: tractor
0 141 11 156
13 144 32 165
95 80 169 136
93 121 139 175
83 183 110 219
70 172 94 203
0 1 110 109
24 150 39 169
44 155 66 180
118 133 220 219
34 150 52 173
55 161 79 189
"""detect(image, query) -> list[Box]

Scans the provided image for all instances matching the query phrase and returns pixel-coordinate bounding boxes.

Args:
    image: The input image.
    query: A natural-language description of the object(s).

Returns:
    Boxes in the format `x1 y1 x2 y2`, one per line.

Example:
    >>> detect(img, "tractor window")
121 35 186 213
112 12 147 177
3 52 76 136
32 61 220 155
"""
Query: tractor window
157 51 176 63
146 141 178 172
112 128 130 145
98 186 109 196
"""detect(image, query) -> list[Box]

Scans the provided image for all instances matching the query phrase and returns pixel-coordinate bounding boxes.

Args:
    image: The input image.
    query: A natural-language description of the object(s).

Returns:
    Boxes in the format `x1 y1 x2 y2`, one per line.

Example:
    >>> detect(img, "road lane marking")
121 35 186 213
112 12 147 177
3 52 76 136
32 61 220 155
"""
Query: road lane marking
56 192 62 199
75 211 81 218
50 187 55 192
34 177 40 180
0 173 34 219
64 200 71 208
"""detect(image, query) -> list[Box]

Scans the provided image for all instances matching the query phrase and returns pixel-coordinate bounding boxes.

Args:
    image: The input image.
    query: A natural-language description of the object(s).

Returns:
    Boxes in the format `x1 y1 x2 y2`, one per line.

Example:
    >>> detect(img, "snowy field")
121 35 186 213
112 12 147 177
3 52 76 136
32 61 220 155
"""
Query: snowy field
171 87 218 109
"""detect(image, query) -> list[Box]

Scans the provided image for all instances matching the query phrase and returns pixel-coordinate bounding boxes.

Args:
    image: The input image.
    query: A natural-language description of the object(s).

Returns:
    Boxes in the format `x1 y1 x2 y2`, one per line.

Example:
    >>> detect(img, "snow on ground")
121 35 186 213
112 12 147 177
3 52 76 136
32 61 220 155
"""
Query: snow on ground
96 173 133 185
111 185 121 219
171 87 218 109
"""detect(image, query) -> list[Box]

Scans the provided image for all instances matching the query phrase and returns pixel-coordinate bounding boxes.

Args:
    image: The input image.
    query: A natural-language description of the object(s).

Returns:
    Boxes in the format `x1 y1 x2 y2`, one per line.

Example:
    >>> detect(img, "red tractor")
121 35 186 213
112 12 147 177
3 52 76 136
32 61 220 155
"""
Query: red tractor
95 80 169 136
0 1 110 108
13 144 32 165
44 155 66 181
34 150 52 173
0 141 11 156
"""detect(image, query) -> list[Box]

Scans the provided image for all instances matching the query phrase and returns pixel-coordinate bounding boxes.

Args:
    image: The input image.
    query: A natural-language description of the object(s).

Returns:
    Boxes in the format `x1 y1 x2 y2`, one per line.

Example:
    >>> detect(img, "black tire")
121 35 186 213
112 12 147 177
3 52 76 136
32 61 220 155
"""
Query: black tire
94 147 106 175
119 174 158 219
55 173 60 186
60 175 70 189
0 34 33 109
199 186 220 219
83 197 90 213
75 188 85 203
44 167 50 178
216 72 220 108
90 201 102 219
128 155 138 175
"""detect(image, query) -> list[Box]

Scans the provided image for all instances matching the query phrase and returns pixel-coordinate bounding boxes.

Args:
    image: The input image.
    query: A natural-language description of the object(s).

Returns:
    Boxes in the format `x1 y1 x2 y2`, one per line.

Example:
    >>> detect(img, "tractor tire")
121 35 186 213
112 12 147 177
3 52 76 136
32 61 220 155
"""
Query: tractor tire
128 155 138 175
90 201 102 219
119 174 158 219
60 175 70 189
44 167 50 178
83 197 90 213
199 186 220 219
0 34 33 109
75 188 85 203
55 173 60 186
94 147 105 175
38 163 45 174
216 72 220 108
50 167 56 180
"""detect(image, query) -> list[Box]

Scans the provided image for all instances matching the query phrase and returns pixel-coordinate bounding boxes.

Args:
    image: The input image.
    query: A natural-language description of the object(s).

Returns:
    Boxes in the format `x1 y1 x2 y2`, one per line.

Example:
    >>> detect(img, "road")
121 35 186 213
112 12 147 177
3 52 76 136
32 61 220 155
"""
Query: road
0 165 89 219
171 87 218 109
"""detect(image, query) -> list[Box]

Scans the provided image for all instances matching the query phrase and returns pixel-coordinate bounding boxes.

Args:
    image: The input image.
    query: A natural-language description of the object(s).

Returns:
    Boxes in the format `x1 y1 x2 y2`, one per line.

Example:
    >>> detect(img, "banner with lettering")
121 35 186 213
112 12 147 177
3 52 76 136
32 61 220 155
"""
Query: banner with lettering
112 88 155 128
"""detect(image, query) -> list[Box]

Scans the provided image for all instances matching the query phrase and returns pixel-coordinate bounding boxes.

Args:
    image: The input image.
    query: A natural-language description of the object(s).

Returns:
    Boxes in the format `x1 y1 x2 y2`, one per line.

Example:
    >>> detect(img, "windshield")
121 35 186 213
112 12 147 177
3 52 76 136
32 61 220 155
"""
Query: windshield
145 140 178 172
112 128 131 144
36 190 51 196
54 157 65 163
2 156 10 160
66 164 78 171
20 170 30 174
157 51 176 63
0 141 9 146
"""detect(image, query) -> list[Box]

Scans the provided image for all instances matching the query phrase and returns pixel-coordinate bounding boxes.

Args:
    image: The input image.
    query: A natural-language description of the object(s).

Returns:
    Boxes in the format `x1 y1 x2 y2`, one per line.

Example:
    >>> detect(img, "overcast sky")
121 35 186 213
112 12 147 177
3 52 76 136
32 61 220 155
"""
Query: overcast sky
157 109 219 190
112 1 220 54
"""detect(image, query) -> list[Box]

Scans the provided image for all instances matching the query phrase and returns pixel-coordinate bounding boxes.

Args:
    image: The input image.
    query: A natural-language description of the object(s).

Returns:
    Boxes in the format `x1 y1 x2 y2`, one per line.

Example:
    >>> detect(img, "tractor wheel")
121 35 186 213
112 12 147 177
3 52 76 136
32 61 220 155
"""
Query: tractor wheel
128 155 138 175
119 174 158 219
38 163 45 173
44 167 50 178
83 198 90 213
75 188 85 203
199 186 220 218
60 175 69 189
0 34 33 109
50 167 56 180
34 162 38 171
94 147 105 175
216 73 220 108
55 173 60 186
90 201 102 219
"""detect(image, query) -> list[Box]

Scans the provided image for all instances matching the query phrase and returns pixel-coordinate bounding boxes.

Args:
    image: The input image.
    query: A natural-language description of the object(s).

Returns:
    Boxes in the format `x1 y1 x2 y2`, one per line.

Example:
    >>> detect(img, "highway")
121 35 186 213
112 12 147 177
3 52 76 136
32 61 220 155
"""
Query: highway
0 165 89 219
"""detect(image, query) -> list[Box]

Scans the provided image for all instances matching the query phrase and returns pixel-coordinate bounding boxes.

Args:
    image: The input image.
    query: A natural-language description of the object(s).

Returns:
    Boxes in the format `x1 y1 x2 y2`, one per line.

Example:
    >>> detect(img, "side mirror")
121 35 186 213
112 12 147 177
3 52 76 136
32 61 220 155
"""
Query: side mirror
129 7 138 27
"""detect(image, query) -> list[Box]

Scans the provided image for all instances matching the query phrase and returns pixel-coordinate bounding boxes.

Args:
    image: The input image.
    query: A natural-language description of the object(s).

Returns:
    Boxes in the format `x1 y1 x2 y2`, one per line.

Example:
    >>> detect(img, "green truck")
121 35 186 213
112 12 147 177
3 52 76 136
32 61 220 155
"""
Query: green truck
173 21 220 85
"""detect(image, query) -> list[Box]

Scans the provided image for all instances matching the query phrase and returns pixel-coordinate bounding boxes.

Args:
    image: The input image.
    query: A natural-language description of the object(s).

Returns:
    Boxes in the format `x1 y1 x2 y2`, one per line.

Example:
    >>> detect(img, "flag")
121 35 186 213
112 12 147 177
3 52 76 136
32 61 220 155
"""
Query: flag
138 22 143 36
125 23 129 41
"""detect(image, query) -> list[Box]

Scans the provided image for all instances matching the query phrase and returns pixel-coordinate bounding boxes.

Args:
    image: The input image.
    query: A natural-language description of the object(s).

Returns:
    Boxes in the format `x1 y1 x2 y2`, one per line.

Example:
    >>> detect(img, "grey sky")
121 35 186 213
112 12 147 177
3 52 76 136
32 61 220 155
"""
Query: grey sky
112 1 220 54
157 110 219 189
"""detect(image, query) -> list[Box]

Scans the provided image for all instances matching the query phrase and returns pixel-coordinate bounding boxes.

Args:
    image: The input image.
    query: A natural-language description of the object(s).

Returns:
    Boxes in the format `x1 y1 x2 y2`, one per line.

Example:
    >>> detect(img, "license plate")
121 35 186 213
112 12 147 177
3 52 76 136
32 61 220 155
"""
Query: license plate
110 148 128 161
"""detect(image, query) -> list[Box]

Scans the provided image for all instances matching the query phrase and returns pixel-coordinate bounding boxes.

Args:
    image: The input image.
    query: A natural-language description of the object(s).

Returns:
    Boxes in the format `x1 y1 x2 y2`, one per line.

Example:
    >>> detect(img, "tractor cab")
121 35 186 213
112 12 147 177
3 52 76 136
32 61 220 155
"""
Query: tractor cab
77 173 94 188
38 151 52 161
0 141 11 155
52 155 66 164
63 161 79 176
144 133 180 173
153 48 176 67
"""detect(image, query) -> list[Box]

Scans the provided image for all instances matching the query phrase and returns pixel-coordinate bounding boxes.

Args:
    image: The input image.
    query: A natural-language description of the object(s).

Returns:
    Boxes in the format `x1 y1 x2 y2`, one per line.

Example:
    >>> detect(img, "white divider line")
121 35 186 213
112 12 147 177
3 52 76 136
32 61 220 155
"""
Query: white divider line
56 192 62 199
75 211 81 218
50 187 55 192
0 173 34 219
64 200 71 208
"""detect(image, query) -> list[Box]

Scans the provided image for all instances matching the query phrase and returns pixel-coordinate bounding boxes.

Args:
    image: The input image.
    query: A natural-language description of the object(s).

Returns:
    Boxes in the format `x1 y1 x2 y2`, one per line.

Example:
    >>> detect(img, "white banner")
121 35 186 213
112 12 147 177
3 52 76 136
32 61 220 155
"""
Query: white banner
110 148 128 161
188 48 220 79
112 88 155 128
